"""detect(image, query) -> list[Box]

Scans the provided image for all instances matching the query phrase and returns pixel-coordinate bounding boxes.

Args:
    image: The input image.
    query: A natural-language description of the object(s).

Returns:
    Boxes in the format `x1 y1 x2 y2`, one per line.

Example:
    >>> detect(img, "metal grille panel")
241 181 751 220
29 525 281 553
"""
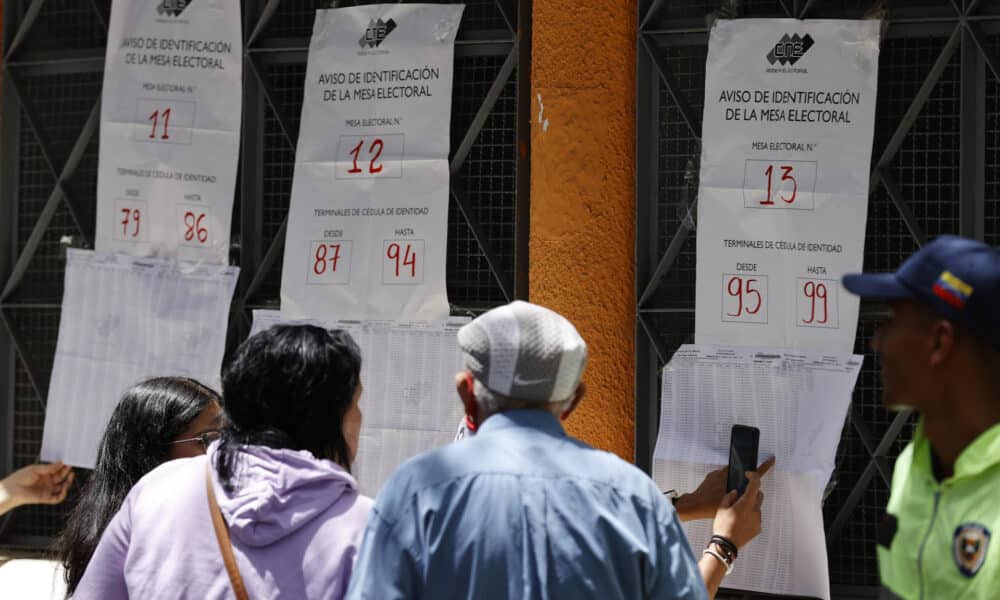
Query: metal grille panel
21 0 108 53
984 35 1000 247
0 0 530 549
655 45 705 310
637 1 996 594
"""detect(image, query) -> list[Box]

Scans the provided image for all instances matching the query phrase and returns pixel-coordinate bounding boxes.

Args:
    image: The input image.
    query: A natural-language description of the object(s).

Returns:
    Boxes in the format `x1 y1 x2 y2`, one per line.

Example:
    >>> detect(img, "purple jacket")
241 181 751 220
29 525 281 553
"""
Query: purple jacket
74 445 373 599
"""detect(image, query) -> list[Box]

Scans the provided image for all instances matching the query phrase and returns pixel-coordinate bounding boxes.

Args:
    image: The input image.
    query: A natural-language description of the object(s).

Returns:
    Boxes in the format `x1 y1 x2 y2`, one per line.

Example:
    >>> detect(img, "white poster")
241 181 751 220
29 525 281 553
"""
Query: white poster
279 4 463 321
251 310 469 495
652 346 862 600
695 20 880 353
95 0 242 263
41 250 239 468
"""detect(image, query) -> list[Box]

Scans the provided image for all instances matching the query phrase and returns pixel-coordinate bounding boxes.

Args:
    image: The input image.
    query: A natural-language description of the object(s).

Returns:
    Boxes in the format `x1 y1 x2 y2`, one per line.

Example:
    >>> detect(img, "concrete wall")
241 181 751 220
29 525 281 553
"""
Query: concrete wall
530 1 636 460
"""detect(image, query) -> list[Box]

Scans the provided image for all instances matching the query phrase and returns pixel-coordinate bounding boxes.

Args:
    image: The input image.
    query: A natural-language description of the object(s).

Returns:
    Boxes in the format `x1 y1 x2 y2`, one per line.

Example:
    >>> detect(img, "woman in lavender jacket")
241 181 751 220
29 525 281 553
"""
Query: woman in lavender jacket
74 325 373 600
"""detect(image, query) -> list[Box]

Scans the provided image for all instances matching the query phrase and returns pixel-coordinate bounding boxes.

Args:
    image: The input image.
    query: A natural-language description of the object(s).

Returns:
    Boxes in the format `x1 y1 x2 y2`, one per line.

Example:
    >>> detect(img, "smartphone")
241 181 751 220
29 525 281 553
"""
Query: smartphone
726 424 760 496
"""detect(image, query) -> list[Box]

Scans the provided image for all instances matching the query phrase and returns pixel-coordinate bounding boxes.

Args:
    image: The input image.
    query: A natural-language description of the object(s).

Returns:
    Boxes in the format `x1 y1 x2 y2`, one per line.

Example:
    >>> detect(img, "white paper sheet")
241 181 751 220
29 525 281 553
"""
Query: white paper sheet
95 0 242 262
653 460 830 599
41 250 239 468
694 19 880 353
251 310 468 495
652 345 861 599
279 5 464 321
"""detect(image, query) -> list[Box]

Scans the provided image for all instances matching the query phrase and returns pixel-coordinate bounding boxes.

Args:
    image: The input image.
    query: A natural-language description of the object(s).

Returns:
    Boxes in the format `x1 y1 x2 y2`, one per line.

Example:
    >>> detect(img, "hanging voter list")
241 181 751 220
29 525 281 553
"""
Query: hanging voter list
279 4 463 321
695 20 880 353
95 0 242 263
652 346 862 599
41 250 239 468
250 310 470 495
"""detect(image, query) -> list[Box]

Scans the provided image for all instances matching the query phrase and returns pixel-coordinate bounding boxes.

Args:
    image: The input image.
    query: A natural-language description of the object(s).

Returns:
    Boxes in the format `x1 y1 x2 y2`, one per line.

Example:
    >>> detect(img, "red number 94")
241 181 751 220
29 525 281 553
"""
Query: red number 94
386 242 417 277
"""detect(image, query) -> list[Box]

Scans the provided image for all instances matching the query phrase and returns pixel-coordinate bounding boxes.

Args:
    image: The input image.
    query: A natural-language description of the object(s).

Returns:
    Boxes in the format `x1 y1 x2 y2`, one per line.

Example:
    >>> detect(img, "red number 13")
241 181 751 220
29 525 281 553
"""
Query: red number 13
760 165 797 205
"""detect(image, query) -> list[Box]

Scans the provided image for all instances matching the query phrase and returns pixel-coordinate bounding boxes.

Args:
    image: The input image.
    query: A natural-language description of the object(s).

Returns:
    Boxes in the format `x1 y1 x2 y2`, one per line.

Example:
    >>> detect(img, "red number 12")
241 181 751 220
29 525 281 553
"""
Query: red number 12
348 138 385 174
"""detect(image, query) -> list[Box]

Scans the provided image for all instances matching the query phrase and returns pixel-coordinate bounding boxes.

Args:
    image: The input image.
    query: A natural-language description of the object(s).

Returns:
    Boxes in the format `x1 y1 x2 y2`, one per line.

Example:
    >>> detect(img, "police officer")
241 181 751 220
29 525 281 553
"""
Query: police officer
842 235 1000 599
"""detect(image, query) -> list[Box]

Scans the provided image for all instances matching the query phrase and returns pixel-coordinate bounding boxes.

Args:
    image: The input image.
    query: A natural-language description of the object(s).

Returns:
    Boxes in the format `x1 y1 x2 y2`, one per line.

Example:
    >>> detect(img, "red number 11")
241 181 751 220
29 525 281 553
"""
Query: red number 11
148 108 172 140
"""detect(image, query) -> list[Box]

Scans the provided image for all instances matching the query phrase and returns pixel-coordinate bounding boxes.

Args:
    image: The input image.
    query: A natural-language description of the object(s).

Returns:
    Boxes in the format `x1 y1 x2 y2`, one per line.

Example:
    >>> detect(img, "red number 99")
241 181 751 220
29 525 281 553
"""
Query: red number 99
802 281 828 324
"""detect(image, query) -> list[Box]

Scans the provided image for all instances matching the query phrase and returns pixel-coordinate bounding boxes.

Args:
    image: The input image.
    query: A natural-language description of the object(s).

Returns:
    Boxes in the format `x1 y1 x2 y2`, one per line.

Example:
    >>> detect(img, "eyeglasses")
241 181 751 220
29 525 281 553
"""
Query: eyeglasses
169 430 222 450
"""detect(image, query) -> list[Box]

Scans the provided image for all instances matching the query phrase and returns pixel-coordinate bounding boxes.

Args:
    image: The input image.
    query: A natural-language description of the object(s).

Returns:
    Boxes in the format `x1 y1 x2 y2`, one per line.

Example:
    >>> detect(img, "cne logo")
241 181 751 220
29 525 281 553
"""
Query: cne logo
359 18 397 49
157 0 193 17
766 33 814 66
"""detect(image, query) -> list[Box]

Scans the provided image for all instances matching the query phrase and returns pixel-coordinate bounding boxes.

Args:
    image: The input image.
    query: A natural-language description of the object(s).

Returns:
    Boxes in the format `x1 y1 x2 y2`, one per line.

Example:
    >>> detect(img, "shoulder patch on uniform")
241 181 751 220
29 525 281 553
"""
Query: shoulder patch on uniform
953 523 990 578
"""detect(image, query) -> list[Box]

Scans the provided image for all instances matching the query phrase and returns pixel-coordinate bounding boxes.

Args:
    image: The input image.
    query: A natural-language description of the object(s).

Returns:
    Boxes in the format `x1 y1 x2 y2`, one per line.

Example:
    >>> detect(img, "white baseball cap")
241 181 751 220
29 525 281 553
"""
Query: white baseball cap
457 301 588 403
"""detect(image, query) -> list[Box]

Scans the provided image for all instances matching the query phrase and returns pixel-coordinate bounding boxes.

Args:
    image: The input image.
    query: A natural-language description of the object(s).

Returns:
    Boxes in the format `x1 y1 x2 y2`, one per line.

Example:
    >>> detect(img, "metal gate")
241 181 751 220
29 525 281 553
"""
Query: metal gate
636 0 1000 595
0 0 531 549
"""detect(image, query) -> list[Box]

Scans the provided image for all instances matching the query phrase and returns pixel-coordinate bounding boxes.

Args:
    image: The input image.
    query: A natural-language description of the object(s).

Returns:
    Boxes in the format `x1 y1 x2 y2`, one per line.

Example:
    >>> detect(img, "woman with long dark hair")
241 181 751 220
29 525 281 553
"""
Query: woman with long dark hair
74 325 371 600
56 377 222 596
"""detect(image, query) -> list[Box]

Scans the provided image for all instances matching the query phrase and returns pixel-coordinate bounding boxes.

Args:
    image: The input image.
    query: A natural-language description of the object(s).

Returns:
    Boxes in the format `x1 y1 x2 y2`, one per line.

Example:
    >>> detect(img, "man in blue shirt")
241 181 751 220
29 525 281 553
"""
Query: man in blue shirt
346 301 765 599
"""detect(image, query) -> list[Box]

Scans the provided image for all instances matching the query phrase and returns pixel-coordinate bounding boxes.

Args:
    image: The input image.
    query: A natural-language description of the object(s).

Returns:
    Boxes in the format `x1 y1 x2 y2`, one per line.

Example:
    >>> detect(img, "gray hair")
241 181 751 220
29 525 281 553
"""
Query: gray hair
473 378 573 416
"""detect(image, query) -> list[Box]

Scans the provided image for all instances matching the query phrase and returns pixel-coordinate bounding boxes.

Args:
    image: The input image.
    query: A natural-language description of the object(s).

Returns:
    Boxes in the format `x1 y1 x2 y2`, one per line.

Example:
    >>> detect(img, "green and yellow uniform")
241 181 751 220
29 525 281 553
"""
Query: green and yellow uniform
878 420 1000 599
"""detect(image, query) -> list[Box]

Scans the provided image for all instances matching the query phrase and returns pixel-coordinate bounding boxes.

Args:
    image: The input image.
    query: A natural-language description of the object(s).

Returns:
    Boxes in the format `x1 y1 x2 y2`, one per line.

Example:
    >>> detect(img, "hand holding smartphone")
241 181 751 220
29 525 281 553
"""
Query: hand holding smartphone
726 424 760 496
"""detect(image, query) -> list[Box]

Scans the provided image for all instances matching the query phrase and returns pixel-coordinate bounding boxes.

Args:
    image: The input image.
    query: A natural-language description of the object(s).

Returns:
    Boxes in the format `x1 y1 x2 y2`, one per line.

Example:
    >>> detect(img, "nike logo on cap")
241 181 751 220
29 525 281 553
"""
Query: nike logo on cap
512 374 548 386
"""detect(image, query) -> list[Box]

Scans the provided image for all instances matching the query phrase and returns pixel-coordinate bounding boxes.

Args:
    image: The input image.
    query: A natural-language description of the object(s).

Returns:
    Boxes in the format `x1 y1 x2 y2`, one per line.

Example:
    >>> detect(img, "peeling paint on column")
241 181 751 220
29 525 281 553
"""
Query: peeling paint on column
536 93 550 132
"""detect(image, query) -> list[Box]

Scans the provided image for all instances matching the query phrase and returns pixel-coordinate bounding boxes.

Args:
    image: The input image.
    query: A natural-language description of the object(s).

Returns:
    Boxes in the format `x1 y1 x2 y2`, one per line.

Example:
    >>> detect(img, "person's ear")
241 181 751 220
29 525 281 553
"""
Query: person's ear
928 319 956 368
455 371 478 428
559 382 587 421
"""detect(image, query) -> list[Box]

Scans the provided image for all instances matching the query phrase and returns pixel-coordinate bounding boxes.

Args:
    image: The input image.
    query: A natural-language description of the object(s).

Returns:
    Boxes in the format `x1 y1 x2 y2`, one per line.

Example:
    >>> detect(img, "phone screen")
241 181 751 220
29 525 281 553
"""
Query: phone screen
727 425 760 495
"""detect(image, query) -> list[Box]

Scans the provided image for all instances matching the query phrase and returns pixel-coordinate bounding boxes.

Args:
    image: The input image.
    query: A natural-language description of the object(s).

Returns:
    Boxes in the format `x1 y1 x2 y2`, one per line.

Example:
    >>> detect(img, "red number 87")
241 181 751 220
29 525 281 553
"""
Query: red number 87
727 276 762 317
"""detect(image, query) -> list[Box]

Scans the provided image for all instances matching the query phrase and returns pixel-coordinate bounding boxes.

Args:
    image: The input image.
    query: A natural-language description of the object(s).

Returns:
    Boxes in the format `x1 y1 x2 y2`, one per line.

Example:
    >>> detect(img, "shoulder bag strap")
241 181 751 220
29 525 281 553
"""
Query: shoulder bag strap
205 464 250 600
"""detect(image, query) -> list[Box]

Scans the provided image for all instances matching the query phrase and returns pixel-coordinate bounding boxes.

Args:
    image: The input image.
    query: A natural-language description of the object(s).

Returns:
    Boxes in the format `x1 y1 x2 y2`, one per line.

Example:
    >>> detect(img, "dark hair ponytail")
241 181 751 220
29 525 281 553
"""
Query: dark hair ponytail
57 377 219 595
214 325 362 493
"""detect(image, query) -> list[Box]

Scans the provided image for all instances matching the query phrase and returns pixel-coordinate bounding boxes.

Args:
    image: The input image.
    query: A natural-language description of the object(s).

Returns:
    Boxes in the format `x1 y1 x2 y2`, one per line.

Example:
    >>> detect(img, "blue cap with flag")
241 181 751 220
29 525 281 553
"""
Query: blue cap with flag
842 235 1000 348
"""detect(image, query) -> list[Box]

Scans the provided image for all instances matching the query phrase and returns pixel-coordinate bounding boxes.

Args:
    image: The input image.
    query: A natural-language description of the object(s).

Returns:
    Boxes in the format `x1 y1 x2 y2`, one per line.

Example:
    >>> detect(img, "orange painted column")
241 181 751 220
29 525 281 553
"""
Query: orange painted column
530 1 636 460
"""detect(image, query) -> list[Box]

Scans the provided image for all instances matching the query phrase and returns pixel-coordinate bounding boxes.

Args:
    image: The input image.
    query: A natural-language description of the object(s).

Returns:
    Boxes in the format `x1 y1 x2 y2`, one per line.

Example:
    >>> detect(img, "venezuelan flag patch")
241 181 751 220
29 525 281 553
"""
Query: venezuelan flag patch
932 271 974 309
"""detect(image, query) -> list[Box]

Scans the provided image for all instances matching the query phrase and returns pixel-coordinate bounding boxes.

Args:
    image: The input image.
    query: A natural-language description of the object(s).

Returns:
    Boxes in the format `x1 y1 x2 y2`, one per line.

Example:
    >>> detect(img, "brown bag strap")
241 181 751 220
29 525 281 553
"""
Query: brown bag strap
206 464 249 600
